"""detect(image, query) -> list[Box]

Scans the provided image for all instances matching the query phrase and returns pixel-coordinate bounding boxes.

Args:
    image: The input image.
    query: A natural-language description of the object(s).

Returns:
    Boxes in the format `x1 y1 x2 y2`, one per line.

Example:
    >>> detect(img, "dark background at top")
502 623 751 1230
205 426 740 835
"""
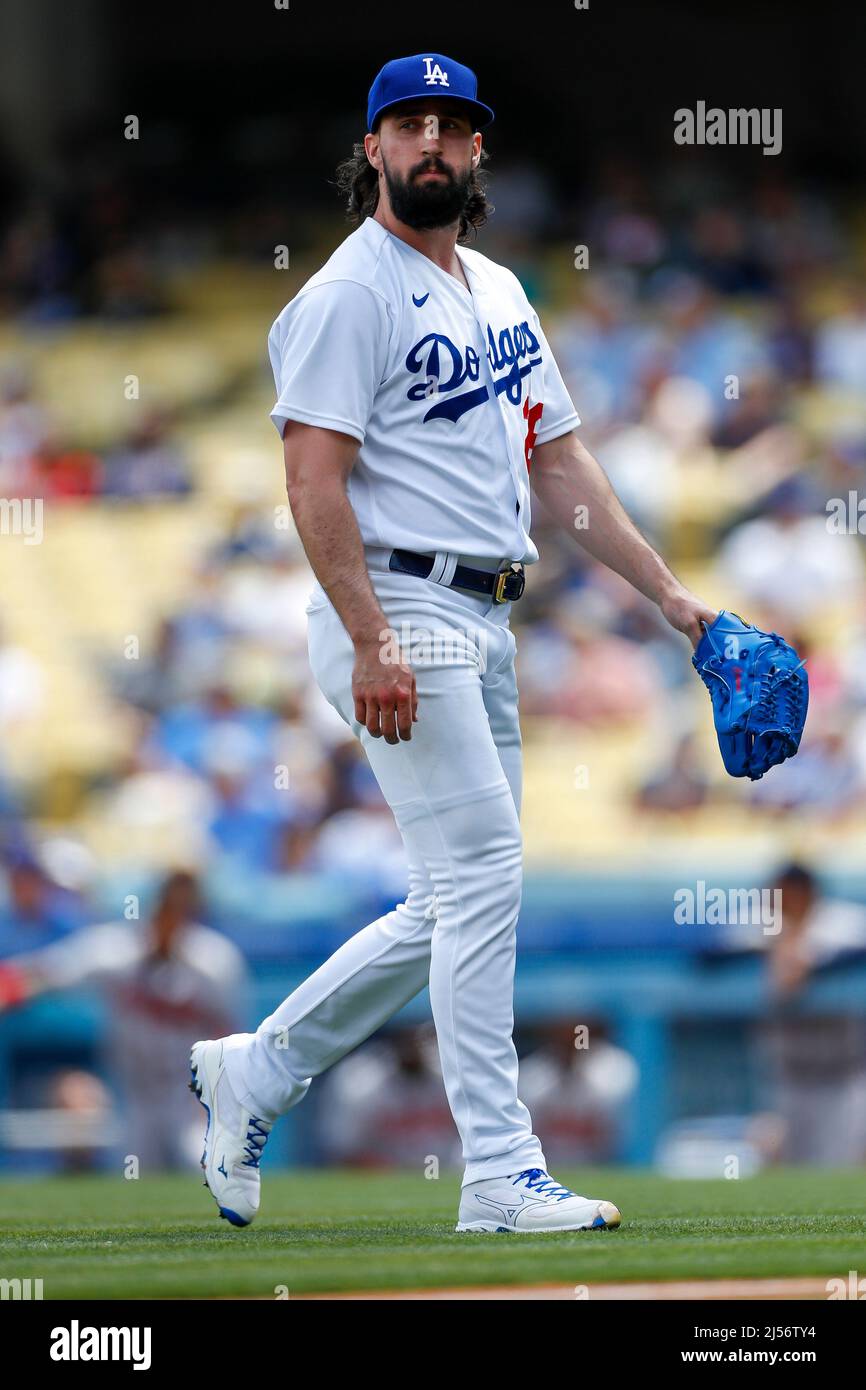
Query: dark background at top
1 0 863 221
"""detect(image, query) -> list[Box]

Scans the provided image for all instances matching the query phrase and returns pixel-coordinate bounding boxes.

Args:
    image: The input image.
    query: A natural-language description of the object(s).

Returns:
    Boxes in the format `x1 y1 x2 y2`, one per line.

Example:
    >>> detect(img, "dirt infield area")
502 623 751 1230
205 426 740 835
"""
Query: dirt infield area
297 1277 832 1301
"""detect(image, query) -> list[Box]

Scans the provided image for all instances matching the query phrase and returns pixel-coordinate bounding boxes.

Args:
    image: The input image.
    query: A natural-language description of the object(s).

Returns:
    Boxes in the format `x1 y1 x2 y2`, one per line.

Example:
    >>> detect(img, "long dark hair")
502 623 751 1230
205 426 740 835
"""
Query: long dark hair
333 143 493 243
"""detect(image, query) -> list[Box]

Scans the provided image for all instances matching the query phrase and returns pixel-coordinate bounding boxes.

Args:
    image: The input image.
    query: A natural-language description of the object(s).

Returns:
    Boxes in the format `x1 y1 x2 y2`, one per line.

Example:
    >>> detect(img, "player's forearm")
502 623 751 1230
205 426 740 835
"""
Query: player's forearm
531 432 685 606
286 474 390 649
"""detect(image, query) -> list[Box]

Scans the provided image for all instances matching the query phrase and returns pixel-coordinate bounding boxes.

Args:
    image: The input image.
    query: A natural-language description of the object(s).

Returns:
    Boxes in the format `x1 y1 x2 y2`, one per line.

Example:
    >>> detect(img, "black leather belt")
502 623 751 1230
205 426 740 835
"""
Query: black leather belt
388 549 526 603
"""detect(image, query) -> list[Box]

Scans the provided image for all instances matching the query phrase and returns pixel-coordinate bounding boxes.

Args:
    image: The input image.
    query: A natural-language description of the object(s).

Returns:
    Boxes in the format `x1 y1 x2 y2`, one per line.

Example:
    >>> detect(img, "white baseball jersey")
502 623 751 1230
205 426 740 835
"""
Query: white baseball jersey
267 216 580 567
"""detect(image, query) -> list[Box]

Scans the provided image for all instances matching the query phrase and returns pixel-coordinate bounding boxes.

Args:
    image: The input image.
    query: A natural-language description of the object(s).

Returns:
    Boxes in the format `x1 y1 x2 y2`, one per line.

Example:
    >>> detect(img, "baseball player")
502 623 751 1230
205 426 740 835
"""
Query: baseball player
190 52 717 1233
0 871 248 1169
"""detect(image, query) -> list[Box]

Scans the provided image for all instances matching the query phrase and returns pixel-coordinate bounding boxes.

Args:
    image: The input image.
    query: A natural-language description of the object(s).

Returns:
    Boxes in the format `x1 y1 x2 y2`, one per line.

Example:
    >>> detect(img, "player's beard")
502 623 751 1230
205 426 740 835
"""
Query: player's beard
381 155 472 230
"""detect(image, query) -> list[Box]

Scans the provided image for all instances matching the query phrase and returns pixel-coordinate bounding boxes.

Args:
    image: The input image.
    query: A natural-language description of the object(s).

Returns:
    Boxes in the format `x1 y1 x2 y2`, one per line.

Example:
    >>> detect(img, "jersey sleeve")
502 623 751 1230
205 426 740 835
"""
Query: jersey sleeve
530 308 582 445
268 279 392 444
18 923 137 992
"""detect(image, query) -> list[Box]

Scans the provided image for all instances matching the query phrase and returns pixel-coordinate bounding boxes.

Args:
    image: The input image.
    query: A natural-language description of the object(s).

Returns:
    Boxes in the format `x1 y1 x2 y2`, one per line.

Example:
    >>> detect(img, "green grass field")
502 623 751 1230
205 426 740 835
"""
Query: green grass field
0 1167 863 1298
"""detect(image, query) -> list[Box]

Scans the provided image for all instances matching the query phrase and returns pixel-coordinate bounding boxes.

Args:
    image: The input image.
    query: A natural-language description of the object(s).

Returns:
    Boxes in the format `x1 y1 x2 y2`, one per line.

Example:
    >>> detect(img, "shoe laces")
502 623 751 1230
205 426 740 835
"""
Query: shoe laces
512 1168 575 1202
241 1115 272 1169
753 657 807 730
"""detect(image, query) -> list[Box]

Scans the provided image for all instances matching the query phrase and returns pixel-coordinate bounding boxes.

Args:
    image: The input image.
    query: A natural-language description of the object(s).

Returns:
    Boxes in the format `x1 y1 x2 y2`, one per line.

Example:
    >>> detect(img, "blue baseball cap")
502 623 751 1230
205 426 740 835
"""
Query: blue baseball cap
367 53 494 133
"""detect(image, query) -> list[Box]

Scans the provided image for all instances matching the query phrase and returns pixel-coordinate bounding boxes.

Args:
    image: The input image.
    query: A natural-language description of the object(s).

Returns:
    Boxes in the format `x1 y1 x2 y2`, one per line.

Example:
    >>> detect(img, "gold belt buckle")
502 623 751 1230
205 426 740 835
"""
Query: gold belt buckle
493 562 525 604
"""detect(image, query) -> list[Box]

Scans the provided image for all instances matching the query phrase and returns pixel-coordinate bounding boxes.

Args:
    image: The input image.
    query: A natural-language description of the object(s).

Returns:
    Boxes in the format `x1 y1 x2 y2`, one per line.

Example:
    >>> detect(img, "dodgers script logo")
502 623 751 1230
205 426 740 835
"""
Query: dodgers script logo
406 320 542 423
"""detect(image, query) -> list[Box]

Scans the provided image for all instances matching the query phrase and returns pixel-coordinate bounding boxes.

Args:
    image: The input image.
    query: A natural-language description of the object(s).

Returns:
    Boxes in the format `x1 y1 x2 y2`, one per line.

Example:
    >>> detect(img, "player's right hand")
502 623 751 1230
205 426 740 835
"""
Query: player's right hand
352 631 418 744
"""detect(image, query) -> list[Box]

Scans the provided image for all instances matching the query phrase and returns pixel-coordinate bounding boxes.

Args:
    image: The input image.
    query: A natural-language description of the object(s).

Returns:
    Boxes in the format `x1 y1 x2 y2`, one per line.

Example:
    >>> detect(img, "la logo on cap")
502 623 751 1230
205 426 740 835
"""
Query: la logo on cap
422 57 450 87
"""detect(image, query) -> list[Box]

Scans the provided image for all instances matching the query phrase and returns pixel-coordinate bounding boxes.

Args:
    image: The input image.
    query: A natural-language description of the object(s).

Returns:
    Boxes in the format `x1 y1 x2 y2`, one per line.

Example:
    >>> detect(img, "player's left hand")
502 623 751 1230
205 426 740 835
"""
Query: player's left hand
659 589 719 649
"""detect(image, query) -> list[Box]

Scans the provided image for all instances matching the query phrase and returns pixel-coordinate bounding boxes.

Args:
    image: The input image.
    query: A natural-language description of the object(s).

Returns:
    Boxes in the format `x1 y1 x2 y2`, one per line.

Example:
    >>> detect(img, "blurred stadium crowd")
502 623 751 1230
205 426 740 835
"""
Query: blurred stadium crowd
2 153 866 1171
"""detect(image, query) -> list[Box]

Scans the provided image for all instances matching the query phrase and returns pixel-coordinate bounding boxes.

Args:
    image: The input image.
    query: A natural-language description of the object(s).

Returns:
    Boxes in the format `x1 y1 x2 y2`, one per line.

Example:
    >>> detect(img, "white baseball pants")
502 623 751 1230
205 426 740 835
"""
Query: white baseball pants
222 554 547 1185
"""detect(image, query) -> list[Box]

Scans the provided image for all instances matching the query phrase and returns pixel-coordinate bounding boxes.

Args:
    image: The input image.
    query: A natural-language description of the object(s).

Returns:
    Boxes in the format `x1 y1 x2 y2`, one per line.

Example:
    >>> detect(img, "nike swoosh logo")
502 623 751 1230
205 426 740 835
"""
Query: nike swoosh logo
412 292 430 307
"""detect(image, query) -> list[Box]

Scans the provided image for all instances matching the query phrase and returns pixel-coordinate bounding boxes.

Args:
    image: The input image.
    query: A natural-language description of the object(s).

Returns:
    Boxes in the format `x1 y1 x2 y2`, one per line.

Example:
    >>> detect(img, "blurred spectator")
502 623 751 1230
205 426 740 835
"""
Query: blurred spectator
218 549 315 654
161 561 235 685
0 870 249 1170
750 177 841 277
552 270 663 428
518 1020 638 1166
0 622 43 731
92 247 166 321
98 730 216 860
0 207 80 322
612 590 695 689
316 1025 458 1168
583 158 666 270
686 205 772 297
104 617 195 714
815 281 866 396
202 731 299 872
766 287 814 386
47 1069 115 1174
0 1067 117 1176
595 374 713 542
146 681 278 774
0 364 50 494
748 716 864 817
208 503 285 565
518 588 658 724
717 475 864 622
635 733 711 814
754 863 866 1165
311 802 409 894
32 434 102 499
273 818 323 873
710 368 786 451
651 272 769 424
102 408 192 498
480 160 555 240
0 850 84 957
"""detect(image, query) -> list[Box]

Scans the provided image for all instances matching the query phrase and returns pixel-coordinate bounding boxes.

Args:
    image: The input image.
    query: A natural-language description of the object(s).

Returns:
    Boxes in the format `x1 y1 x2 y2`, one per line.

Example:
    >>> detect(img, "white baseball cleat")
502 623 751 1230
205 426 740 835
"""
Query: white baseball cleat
188 1038 273 1228
456 1167 621 1233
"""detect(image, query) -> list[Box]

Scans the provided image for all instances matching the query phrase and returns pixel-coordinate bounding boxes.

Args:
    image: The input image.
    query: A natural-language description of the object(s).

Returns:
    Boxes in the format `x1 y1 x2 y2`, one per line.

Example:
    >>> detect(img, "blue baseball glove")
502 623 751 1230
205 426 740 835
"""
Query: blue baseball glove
692 611 809 781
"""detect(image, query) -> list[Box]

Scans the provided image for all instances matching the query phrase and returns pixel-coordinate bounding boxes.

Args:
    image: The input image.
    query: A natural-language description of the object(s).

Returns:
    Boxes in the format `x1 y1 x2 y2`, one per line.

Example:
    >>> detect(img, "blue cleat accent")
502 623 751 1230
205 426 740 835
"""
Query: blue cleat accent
456 1169 622 1234
219 1207 251 1228
189 1039 273 1228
